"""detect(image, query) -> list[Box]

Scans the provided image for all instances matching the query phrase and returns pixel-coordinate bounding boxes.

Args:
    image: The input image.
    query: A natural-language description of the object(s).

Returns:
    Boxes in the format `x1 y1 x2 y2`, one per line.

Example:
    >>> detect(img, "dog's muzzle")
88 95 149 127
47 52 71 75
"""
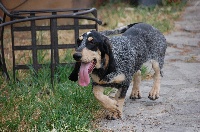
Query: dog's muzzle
73 52 82 61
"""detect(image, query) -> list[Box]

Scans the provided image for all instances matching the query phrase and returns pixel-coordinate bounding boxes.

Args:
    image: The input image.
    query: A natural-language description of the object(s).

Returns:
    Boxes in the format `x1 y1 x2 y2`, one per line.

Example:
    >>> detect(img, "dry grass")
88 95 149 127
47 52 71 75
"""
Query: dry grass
97 3 184 33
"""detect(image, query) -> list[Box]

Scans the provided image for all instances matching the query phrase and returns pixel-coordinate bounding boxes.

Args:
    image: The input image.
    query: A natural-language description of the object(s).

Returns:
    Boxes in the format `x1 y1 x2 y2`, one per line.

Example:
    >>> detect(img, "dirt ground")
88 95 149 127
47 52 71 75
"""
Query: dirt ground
96 0 200 131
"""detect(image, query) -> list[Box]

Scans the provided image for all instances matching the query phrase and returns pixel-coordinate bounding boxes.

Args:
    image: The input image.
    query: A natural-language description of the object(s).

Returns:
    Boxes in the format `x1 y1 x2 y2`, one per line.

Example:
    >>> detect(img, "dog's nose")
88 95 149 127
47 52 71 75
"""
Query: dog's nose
73 52 82 61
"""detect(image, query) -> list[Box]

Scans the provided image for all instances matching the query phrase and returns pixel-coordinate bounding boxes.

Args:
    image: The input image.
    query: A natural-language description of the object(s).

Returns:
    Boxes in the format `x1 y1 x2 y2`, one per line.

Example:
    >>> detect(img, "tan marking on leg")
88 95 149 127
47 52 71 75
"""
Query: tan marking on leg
93 86 122 119
93 85 118 111
117 98 125 117
115 89 125 116
130 70 142 99
110 73 125 83
106 88 124 119
149 60 161 100
91 73 125 84
107 98 125 119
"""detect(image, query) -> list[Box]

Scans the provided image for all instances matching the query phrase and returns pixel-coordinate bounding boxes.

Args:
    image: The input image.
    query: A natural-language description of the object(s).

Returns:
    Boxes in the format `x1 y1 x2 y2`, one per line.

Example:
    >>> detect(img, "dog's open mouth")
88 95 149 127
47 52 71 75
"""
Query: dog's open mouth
78 60 96 86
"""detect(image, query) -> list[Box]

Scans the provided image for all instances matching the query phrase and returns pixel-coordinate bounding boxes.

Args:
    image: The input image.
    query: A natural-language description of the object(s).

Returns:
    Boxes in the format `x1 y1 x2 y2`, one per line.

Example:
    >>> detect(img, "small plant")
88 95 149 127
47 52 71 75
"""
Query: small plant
103 87 115 95
141 65 148 79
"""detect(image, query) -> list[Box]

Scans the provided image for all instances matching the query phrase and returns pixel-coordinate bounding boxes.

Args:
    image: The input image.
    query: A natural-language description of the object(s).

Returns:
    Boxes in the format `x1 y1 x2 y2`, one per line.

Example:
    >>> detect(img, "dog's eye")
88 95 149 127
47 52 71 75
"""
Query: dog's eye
88 37 93 41
88 37 95 44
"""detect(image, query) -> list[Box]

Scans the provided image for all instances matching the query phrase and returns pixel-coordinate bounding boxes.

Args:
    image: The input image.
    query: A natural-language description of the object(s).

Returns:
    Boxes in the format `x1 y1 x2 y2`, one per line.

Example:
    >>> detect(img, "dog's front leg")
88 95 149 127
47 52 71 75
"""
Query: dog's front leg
93 85 123 120
130 70 142 100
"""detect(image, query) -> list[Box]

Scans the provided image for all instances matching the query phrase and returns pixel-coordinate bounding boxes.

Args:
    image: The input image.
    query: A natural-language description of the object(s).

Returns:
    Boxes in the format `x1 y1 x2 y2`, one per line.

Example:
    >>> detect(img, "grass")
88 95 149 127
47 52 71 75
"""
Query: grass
98 2 185 33
0 65 101 131
0 2 186 131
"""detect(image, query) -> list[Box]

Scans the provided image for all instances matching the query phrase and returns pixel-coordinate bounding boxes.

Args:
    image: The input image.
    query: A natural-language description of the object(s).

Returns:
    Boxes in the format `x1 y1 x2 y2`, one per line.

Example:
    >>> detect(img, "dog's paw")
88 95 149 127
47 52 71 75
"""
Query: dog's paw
130 93 141 100
148 88 159 100
130 89 141 100
105 103 122 120
106 110 122 120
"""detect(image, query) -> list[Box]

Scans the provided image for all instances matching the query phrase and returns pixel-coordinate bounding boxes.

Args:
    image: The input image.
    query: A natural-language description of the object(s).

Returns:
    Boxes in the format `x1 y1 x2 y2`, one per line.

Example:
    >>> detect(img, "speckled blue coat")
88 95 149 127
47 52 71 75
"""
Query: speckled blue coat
98 23 167 97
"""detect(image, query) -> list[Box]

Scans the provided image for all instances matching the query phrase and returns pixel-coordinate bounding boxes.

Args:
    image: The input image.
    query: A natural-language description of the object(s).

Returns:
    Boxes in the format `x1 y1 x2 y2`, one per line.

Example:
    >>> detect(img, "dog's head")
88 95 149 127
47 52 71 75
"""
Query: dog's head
69 30 116 86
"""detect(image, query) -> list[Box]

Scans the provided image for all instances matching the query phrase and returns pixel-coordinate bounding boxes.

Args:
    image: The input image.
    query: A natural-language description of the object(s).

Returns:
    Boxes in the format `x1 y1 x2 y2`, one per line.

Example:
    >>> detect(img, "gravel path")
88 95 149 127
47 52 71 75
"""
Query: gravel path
97 1 200 131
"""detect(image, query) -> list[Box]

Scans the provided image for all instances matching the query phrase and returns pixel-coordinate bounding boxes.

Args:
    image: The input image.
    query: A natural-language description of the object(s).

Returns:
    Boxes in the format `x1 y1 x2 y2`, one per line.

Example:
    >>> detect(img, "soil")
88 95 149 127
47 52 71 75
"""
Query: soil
96 1 200 131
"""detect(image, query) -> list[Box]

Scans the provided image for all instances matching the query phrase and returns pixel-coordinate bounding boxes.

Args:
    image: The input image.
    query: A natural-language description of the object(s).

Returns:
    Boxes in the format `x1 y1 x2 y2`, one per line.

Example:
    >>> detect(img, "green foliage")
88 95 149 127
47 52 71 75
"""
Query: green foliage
0 65 100 131
141 65 148 79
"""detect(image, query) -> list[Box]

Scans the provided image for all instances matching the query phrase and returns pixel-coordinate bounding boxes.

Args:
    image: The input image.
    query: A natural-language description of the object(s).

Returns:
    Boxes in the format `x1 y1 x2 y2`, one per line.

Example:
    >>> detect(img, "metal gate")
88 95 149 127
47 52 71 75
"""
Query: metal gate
0 3 102 84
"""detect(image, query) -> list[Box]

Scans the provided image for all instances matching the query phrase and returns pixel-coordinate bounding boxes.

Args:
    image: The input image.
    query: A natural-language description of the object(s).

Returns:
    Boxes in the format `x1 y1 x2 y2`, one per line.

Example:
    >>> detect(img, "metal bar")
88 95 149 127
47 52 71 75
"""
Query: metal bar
14 44 76 50
12 24 97 31
50 13 58 86
74 10 79 47
92 8 98 31
0 14 10 80
0 15 102 28
14 45 51 50
30 13 38 73
57 44 76 49
15 62 74 70
15 64 51 70
11 8 95 15
51 12 59 65
11 16 16 80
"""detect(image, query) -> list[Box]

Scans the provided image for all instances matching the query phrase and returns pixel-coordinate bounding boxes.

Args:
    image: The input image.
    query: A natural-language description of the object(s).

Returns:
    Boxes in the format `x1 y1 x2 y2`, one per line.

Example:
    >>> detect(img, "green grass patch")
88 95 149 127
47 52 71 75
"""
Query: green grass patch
0 65 100 131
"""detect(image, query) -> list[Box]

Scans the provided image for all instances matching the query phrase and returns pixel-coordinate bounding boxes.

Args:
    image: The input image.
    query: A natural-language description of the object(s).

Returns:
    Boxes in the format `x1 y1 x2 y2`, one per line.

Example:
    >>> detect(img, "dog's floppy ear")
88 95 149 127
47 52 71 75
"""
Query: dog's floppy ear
68 62 81 82
100 35 116 74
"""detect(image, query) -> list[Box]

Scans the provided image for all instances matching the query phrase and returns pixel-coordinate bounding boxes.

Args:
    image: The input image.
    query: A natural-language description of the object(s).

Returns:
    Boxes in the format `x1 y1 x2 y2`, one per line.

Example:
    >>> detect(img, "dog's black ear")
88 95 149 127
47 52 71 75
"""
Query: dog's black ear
100 35 116 74
68 62 81 82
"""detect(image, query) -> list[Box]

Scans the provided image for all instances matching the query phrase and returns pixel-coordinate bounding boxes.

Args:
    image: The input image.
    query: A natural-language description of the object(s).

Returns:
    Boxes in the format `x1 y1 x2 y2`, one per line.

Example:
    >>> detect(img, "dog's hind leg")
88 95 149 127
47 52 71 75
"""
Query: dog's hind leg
130 70 142 100
148 60 161 100
93 85 122 120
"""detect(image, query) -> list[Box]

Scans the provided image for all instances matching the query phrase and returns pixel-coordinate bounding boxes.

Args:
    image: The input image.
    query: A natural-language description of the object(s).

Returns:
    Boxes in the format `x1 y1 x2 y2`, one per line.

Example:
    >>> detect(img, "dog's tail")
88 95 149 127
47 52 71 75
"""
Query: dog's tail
100 22 140 36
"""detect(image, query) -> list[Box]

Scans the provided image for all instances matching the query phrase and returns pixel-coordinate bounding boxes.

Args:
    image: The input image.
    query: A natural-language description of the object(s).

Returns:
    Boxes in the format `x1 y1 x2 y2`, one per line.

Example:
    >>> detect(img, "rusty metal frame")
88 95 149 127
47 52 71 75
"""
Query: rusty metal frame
0 2 102 84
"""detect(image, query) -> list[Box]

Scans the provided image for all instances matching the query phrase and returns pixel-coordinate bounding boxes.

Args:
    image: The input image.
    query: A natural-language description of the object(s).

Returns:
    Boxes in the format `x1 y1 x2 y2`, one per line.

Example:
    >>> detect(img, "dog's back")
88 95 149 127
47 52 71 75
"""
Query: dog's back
123 23 156 37
109 23 167 78
123 23 167 70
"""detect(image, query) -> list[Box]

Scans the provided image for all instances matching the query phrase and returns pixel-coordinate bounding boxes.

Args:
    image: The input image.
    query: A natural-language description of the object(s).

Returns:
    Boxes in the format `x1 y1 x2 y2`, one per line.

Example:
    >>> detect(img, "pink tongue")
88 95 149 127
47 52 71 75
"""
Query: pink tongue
78 62 91 86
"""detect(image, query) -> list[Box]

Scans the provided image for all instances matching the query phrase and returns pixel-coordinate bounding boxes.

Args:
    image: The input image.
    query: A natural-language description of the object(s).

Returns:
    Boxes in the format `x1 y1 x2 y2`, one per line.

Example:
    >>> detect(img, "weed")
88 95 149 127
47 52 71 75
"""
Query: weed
141 65 148 79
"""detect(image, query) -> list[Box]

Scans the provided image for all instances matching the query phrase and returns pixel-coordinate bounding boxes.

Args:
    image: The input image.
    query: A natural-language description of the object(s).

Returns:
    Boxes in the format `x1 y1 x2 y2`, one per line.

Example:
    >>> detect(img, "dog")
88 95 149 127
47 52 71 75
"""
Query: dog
69 22 167 120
